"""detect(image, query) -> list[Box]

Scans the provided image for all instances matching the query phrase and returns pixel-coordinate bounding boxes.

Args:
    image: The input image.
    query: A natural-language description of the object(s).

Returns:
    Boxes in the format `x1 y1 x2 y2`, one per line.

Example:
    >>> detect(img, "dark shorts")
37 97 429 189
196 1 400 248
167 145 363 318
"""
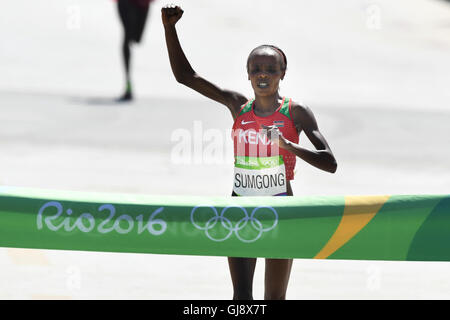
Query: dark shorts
118 0 150 43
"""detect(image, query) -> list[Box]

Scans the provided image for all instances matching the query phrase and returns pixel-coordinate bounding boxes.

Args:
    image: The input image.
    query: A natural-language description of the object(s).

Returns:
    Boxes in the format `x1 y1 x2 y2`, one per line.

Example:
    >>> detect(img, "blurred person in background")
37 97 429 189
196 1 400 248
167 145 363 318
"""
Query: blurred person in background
116 0 155 102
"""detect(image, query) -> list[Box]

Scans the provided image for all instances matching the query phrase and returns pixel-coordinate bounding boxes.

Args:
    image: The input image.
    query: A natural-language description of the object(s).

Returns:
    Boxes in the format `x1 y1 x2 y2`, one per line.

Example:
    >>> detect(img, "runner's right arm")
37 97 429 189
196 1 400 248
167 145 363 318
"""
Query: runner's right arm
162 5 247 119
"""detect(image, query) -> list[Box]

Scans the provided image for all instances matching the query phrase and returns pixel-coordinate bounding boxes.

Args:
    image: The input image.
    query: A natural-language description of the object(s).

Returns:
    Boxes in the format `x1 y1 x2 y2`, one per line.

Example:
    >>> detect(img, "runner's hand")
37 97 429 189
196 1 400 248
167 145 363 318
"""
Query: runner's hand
262 125 289 149
162 4 184 26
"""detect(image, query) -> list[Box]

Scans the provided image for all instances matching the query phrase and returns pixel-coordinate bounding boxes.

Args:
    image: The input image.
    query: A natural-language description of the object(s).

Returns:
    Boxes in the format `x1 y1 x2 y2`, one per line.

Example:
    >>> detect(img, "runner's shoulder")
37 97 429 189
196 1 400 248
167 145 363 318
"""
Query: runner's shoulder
290 99 312 118
289 99 315 131
224 90 248 116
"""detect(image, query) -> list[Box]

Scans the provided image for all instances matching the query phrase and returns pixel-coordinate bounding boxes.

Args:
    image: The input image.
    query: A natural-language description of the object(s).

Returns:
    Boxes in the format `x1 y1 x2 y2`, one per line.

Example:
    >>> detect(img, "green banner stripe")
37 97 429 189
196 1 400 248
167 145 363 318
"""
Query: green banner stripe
406 196 450 261
0 187 448 260
328 195 442 261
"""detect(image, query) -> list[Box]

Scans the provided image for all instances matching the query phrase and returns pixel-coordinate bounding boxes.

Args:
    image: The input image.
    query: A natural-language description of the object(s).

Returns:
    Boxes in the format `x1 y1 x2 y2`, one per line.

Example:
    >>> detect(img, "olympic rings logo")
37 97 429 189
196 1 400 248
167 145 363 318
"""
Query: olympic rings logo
190 205 278 243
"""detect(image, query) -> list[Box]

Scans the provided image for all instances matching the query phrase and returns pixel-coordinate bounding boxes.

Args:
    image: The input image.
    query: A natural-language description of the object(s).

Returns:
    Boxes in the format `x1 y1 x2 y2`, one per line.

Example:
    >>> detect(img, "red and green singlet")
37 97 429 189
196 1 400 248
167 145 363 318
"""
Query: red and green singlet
231 97 299 196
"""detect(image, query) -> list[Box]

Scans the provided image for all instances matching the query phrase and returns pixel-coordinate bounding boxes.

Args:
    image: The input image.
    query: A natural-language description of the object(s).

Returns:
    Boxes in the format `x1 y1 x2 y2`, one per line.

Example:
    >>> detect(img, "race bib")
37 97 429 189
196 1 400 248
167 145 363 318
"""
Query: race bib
233 156 287 196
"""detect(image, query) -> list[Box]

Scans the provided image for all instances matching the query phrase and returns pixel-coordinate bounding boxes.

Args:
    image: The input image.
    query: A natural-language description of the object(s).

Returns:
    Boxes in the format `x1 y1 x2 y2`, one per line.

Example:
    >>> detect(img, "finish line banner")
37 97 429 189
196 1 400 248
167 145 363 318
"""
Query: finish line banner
0 187 449 261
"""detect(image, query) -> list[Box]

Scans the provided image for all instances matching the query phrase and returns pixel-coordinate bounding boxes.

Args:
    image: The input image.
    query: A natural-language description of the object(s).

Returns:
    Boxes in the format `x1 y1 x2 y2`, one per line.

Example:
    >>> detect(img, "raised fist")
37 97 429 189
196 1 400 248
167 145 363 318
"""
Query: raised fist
161 4 184 26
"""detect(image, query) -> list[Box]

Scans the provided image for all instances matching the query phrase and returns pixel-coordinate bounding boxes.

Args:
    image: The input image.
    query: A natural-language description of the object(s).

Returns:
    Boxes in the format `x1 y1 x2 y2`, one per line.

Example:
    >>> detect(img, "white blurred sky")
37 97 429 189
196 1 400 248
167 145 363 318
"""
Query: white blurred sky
0 0 449 110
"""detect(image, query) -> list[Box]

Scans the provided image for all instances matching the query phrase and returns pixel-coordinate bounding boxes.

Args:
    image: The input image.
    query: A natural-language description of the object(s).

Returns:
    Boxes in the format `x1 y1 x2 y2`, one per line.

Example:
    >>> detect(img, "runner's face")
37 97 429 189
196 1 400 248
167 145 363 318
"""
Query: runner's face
247 49 285 96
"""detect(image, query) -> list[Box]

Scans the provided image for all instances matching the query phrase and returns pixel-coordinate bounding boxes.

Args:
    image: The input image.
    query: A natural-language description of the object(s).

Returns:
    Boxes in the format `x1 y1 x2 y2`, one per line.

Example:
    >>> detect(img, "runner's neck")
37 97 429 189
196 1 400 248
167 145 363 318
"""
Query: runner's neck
253 95 283 117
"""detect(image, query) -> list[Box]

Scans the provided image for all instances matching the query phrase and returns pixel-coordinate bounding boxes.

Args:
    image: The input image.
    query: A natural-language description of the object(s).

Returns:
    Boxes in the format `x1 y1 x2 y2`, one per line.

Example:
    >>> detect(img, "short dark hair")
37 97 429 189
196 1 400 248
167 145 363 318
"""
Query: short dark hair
247 45 287 72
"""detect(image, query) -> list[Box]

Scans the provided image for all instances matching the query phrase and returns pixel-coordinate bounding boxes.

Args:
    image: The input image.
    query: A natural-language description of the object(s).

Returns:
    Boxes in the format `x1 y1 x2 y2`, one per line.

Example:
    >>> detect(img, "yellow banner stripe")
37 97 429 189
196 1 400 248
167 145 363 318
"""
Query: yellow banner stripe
314 195 390 259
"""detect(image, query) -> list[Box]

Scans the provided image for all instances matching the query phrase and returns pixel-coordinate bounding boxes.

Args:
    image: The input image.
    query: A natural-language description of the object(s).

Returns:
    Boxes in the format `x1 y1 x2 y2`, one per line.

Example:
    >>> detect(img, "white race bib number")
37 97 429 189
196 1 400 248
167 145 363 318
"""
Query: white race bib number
233 156 287 196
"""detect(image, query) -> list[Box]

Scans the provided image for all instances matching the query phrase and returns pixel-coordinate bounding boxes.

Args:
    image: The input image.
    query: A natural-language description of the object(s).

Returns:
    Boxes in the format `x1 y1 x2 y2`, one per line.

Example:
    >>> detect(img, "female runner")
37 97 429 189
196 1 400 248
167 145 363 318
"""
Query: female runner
162 5 337 300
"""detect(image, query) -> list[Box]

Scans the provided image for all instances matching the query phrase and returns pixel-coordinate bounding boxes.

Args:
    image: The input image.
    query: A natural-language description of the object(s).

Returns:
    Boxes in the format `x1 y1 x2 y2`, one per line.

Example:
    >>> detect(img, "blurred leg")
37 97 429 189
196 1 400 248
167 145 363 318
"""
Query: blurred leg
117 0 134 100
133 4 149 43
122 37 131 85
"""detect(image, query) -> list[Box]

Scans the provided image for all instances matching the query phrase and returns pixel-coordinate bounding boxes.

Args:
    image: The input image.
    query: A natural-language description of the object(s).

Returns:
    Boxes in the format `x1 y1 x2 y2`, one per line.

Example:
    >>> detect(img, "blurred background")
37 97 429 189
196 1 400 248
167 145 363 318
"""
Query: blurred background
0 0 449 299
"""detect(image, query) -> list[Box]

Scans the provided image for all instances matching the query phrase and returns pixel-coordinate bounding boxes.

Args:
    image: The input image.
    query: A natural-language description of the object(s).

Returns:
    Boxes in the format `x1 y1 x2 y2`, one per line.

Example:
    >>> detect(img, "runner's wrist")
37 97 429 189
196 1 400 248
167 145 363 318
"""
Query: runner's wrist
280 138 292 150
163 22 177 29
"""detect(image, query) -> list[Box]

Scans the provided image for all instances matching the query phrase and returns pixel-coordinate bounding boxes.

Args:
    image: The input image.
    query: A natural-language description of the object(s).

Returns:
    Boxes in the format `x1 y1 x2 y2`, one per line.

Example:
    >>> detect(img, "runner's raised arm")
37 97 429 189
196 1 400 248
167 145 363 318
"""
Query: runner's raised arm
161 5 247 118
